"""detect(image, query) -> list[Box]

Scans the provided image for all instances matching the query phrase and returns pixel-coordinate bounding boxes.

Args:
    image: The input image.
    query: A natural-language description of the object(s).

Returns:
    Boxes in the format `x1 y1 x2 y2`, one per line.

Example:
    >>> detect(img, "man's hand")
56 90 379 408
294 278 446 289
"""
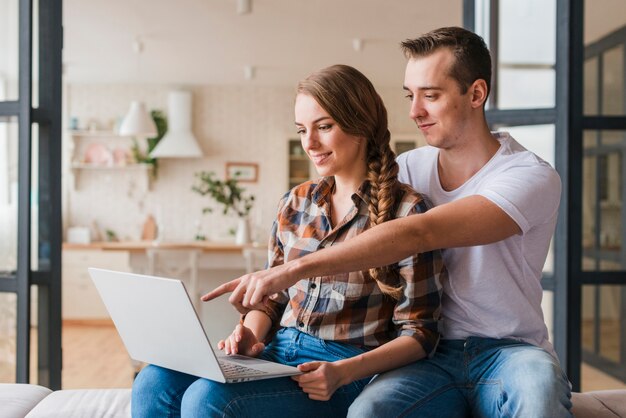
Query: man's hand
291 361 349 401
217 324 265 357
201 262 298 314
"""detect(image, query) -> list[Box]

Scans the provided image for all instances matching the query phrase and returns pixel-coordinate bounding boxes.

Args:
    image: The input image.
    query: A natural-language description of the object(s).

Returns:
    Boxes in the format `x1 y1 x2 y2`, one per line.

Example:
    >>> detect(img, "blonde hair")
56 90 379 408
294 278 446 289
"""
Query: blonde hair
297 65 404 299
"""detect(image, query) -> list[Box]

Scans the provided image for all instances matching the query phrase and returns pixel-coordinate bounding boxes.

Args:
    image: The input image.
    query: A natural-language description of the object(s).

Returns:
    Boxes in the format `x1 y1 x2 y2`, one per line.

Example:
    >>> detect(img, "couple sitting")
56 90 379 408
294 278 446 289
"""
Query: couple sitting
132 27 572 418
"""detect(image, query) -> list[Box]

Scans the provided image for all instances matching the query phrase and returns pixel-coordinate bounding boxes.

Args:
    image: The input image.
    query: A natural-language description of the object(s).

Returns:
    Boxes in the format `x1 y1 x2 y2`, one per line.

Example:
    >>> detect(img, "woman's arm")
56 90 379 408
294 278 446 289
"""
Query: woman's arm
218 310 273 356
292 336 425 401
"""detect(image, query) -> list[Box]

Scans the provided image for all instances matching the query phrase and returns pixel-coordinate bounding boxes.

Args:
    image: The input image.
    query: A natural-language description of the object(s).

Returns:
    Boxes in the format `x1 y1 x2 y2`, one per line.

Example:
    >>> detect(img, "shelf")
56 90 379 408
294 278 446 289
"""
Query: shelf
70 162 153 190
289 177 310 183
71 162 152 171
68 129 152 192
288 138 314 189
69 130 121 137
289 155 309 161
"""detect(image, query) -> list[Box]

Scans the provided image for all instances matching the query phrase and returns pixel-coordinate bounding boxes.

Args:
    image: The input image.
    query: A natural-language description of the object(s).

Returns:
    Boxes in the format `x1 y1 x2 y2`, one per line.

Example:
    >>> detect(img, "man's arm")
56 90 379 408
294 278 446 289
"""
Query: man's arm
202 195 520 312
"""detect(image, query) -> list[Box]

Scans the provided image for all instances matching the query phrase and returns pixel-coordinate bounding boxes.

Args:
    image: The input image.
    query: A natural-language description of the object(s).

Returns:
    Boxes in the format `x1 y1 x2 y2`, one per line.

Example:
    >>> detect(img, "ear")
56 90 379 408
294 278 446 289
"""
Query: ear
469 79 488 109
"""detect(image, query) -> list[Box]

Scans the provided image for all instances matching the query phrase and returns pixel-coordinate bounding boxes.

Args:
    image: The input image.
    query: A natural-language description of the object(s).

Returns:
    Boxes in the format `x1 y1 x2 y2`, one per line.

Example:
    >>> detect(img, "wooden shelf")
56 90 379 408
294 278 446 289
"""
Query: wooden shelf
68 130 153 191
69 130 121 137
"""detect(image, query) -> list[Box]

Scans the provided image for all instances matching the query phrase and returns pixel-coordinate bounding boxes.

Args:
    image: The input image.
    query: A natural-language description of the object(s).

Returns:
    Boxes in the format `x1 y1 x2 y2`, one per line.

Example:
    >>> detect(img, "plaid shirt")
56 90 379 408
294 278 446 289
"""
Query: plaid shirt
262 177 444 356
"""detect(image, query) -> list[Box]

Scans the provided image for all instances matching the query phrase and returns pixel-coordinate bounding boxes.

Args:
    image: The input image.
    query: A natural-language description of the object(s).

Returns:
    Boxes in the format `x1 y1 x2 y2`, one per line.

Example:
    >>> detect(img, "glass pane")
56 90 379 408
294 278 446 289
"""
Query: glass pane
582 130 626 271
0 292 17 383
497 0 556 109
32 0 39 108
584 1 626 117
497 68 555 109
602 46 624 116
31 124 46 271
581 284 626 391
0 0 19 101
584 57 599 115
0 118 18 275
30 285 37 383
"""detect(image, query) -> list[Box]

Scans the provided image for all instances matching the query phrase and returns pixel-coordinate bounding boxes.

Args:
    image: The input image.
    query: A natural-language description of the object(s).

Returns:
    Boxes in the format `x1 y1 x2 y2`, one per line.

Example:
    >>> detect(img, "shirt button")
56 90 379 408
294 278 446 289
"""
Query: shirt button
299 322 304 328
310 283 317 289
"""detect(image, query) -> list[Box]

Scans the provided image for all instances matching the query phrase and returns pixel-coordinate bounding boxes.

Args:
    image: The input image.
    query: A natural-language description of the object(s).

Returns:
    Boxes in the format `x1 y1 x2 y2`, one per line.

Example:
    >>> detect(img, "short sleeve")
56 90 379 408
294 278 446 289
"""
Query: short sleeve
479 163 561 234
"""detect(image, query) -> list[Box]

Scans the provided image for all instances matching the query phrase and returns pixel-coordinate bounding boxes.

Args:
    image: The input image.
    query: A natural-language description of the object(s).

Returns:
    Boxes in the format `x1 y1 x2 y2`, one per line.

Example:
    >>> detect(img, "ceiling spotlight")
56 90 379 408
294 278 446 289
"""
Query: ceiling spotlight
352 38 363 52
237 0 252 14
244 65 255 81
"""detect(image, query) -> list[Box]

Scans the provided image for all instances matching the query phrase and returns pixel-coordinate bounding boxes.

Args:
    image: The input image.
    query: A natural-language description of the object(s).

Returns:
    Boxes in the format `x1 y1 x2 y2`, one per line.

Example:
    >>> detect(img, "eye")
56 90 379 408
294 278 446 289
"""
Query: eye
318 124 332 131
425 93 438 100
296 127 305 135
404 93 413 100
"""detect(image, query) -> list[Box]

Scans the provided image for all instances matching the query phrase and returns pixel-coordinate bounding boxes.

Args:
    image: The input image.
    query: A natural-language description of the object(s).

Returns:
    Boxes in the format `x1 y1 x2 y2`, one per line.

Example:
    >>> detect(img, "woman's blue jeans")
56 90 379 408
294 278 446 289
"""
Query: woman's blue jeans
131 327 370 417
348 337 572 418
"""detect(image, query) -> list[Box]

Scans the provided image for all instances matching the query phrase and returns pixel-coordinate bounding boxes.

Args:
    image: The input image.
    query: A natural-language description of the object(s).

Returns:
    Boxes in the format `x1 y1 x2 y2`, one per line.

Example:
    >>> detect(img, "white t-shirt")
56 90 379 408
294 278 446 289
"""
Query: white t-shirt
397 132 561 357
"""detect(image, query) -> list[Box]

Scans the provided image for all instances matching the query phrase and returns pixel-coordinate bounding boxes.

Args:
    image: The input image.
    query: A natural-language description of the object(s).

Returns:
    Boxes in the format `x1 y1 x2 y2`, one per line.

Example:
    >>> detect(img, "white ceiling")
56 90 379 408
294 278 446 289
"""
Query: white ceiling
63 0 462 87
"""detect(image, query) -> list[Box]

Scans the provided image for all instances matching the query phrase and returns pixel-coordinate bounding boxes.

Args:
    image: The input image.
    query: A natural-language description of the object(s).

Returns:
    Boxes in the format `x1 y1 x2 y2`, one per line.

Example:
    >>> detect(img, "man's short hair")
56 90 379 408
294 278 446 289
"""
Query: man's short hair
401 26 492 98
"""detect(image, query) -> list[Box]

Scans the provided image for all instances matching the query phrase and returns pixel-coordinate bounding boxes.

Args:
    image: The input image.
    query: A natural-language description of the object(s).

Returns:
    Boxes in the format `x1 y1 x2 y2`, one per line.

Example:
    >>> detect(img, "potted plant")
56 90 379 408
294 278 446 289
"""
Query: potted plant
192 171 255 243
131 110 167 177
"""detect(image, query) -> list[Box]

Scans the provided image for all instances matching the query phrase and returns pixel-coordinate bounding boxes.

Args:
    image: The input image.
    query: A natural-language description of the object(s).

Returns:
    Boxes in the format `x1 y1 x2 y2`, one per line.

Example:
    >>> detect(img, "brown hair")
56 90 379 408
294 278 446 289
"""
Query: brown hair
297 64 405 299
401 26 492 99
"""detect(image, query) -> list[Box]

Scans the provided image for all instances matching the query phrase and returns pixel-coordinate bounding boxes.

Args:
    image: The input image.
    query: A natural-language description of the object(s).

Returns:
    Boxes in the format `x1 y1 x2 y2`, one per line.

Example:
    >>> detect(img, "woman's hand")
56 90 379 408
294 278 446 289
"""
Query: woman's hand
291 361 350 401
217 324 265 357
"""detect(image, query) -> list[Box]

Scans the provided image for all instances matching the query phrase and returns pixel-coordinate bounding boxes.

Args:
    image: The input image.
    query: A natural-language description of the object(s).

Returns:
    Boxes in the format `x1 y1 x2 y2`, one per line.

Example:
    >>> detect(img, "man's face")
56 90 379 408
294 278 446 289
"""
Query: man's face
403 49 474 150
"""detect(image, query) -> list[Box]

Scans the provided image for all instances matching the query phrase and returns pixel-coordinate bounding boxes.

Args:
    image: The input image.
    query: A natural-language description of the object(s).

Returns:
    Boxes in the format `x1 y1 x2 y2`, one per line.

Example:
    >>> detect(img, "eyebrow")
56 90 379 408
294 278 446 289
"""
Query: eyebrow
403 85 444 91
294 116 332 126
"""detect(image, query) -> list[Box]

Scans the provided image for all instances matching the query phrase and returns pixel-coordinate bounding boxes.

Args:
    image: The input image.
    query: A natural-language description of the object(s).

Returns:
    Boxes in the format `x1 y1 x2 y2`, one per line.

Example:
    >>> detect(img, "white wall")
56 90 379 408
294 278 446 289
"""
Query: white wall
65 83 419 243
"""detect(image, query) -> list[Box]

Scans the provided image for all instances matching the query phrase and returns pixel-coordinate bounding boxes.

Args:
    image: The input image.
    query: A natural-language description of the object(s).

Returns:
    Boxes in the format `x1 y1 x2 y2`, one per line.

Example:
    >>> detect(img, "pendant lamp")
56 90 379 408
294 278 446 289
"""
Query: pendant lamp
118 101 157 138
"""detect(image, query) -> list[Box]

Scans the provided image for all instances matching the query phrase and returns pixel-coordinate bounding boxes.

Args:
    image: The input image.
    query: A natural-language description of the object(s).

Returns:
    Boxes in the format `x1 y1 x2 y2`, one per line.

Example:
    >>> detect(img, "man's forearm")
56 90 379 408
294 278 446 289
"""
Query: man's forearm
289 195 520 281
290 214 428 280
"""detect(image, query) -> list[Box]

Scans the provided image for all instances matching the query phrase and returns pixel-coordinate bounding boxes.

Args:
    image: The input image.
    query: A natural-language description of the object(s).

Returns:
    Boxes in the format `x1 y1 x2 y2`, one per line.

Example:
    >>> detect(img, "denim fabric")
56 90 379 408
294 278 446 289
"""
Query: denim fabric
131 328 370 418
348 338 572 418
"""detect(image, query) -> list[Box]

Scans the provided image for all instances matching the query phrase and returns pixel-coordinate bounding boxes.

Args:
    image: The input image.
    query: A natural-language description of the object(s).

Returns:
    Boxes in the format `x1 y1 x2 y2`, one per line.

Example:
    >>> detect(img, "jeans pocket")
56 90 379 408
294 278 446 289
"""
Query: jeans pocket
317 339 366 361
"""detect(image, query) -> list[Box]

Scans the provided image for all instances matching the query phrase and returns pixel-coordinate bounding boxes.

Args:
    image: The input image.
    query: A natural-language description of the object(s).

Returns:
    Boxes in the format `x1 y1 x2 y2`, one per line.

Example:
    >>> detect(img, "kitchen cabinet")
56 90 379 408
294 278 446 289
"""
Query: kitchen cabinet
287 139 314 190
62 249 131 319
68 130 153 190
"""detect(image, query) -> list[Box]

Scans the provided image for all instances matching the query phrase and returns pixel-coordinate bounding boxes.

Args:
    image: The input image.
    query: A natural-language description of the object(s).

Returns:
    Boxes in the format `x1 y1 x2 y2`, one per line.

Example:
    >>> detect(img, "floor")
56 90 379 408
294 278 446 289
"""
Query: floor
1 321 625 391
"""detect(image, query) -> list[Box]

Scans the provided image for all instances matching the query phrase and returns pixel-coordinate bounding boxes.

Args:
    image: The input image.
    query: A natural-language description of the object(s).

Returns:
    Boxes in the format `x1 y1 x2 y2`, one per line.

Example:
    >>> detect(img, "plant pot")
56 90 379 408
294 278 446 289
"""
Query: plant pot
235 217 251 245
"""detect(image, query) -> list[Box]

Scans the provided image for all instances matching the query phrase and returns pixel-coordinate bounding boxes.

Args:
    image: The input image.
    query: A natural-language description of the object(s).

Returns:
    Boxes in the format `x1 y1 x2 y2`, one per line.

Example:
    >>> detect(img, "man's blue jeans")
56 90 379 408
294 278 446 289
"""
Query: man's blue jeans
131 327 370 417
348 337 572 418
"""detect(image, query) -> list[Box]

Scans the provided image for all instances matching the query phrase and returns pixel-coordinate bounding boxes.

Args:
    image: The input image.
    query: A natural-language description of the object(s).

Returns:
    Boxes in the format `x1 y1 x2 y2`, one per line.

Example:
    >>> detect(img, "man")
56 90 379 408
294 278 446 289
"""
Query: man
203 27 572 417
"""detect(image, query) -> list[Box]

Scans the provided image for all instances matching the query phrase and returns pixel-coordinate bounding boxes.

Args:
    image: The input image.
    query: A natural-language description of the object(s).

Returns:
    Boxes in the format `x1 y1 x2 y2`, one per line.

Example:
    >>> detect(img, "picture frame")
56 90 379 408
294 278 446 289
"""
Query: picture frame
225 162 259 183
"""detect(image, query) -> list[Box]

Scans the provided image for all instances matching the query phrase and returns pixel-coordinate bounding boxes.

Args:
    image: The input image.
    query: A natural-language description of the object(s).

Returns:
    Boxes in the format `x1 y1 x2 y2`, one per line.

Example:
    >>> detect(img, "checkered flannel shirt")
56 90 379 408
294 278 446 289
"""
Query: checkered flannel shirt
262 177 445 355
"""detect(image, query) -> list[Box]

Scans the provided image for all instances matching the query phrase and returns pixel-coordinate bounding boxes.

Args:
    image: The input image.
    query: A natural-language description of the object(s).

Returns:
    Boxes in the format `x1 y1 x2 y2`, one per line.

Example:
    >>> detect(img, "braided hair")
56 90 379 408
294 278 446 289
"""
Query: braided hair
297 65 405 299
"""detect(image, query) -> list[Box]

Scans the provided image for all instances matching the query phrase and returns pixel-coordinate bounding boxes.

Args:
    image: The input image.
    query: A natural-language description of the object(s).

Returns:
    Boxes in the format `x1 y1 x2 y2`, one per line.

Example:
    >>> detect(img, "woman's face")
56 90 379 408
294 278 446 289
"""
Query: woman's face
294 93 366 179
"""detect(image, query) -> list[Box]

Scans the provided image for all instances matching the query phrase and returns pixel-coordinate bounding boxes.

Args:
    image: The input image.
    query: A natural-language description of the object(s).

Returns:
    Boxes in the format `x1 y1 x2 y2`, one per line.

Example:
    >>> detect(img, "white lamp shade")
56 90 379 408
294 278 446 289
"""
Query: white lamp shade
119 101 157 138
150 90 203 158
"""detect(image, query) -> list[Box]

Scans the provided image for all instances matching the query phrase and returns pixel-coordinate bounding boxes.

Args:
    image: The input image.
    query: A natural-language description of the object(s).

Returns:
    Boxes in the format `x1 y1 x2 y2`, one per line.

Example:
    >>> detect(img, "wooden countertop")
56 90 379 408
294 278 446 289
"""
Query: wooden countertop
63 241 264 253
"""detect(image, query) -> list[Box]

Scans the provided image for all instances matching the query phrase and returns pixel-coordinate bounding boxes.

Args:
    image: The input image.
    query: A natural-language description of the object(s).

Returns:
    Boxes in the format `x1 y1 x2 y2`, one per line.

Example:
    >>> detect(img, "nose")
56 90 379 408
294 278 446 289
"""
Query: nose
301 130 319 152
409 98 427 120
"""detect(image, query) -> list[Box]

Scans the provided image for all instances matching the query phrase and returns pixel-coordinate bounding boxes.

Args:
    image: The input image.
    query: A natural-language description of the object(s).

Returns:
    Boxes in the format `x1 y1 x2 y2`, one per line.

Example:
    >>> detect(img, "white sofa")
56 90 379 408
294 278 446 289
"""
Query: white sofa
1 383 625 418
0 384 130 418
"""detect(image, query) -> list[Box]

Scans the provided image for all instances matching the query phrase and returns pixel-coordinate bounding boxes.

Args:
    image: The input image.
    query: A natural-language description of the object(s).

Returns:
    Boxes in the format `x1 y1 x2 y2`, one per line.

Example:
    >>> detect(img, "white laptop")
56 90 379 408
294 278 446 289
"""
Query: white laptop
88 267 301 383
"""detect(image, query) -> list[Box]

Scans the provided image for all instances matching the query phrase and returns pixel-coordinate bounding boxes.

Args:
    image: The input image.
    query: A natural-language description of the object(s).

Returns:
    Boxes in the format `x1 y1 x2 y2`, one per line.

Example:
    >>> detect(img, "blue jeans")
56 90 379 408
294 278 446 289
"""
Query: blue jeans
348 338 572 418
131 327 370 417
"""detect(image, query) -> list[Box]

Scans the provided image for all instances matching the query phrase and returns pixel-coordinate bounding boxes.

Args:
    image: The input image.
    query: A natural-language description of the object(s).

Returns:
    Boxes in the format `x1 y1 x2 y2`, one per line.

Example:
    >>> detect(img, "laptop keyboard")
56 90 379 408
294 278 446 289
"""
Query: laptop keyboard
218 359 266 377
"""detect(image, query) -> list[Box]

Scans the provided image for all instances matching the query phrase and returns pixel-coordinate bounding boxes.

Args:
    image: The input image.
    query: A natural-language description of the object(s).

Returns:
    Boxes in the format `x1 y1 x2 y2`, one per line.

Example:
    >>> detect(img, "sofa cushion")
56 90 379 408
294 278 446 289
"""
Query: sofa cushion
572 390 626 418
0 383 52 418
24 388 131 418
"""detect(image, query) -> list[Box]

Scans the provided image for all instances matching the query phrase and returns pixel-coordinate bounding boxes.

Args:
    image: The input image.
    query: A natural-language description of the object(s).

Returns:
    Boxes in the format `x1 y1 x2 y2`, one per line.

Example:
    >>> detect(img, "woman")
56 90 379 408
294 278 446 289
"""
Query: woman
132 65 444 417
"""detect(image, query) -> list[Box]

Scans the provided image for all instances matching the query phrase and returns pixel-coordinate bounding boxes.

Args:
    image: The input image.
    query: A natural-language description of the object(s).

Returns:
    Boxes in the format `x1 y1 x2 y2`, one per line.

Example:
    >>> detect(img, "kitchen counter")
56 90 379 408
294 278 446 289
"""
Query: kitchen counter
63 240 263 252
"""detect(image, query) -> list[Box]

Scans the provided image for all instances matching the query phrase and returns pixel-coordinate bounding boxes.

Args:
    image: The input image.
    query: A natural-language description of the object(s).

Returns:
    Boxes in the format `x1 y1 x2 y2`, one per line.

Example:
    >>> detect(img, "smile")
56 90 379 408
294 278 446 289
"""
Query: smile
309 152 332 165
418 122 435 131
